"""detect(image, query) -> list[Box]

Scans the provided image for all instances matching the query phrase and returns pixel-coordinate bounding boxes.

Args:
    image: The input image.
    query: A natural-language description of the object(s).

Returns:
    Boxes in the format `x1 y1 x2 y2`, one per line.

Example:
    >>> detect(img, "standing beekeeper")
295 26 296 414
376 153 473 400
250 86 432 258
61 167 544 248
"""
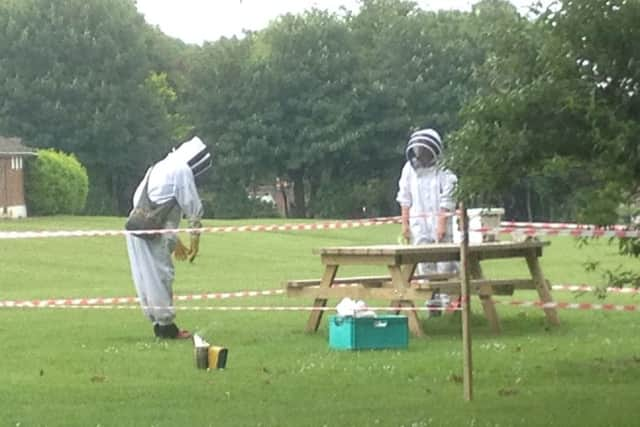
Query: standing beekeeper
396 128 458 313
125 136 211 339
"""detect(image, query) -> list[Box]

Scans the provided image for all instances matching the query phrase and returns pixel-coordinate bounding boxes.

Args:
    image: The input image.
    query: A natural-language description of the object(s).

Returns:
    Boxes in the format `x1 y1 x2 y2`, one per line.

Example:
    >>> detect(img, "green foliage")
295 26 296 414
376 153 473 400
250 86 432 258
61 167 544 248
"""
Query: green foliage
448 0 640 226
0 0 186 214
24 149 88 215
144 71 192 142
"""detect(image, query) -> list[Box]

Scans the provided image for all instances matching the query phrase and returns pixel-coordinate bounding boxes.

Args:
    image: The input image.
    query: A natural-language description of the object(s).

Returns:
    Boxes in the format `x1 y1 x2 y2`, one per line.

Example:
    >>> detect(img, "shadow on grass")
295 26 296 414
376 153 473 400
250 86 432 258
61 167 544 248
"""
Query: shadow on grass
416 309 570 340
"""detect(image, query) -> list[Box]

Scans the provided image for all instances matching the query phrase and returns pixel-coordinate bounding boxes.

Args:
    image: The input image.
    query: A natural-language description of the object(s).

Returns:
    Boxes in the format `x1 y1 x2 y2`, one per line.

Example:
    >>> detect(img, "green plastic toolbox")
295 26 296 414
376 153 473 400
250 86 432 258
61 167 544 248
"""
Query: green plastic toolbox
329 315 409 350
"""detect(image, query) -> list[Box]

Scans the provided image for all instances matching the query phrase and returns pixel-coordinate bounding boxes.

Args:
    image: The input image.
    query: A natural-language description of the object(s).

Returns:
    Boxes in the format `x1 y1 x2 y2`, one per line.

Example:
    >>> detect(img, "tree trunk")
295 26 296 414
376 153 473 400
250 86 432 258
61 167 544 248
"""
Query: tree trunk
307 173 320 218
525 181 532 222
280 184 289 218
110 173 120 215
289 169 306 218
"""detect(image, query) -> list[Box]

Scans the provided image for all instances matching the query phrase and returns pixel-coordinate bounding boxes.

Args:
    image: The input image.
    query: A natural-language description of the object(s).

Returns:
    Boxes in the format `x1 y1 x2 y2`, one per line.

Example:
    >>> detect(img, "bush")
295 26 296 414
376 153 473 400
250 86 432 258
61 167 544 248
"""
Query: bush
25 149 89 215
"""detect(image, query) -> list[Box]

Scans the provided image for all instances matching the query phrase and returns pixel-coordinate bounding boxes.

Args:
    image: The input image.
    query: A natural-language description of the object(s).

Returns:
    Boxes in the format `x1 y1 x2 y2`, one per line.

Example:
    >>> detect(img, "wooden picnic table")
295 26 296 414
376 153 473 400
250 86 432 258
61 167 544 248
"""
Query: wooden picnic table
285 240 559 337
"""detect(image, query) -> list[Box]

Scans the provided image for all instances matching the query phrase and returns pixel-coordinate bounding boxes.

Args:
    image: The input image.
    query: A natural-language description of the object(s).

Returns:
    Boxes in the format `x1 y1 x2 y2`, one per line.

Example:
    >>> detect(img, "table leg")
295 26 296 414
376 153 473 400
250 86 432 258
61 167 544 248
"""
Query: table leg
401 264 417 283
470 256 501 334
305 264 338 332
389 265 424 337
525 252 560 326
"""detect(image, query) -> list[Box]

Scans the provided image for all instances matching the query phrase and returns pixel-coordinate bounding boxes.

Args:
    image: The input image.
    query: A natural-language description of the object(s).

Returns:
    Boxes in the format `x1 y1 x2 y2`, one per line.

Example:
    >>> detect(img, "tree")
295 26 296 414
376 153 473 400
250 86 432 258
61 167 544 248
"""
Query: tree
0 0 182 214
446 0 640 284
447 0 638 221
320 0 486 218
183 34 268 217
249 10 361 217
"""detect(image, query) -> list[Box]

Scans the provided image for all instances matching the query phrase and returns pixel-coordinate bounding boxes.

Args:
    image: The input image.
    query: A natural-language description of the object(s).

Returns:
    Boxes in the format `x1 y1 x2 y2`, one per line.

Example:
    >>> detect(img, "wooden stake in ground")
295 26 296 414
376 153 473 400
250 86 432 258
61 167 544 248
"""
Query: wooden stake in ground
459 204 473 401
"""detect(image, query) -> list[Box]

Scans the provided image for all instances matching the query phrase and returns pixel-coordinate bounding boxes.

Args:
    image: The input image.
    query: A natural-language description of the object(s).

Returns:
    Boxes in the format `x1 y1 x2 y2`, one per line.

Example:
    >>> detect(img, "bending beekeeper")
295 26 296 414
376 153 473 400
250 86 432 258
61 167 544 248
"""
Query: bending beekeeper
396 128 458 313
125 136 211 339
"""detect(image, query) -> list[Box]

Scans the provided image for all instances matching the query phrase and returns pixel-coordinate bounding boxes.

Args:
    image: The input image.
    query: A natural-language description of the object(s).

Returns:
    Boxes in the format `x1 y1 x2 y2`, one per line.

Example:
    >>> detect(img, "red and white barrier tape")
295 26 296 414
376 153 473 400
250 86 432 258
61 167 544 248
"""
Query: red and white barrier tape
551 284 640 294
0 288 285 308
0 218 400 240
500 221 630 231
3 300 639 313
3 214 638 240
472 227 640 238
4 282 638 310
0 303 460 312
493 300 639 312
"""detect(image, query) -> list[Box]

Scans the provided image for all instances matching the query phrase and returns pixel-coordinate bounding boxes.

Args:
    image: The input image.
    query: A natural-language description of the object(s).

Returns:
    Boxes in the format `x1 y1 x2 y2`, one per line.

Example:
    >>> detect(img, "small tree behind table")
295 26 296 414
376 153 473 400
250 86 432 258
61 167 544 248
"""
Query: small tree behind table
25 149 88 215
447 0 640 292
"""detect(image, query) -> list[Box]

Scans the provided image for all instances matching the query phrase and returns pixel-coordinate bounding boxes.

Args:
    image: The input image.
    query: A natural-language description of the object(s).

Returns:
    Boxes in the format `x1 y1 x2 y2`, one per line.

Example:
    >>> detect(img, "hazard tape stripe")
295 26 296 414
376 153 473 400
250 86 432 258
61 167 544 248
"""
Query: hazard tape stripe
500 221 629 231
472 227 640 238
2 214 636 240
3 283 638 309
0 304 461 312
552 285 640 294
0 289 286 308
493 300 638 312
2 299 638 312
0 218 401 240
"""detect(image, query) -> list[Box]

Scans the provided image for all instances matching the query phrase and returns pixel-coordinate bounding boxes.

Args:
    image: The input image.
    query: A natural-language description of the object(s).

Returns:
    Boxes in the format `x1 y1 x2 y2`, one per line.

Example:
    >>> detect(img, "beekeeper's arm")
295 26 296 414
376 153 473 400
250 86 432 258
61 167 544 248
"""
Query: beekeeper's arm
396 163 413 242
174 165 204 263
437 170 458 242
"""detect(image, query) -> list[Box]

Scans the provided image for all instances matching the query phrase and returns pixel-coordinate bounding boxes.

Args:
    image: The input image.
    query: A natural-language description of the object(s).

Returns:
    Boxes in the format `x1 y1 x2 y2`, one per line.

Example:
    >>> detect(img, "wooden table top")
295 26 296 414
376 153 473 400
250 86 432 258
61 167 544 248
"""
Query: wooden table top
313 240 550 264
315 240 549 256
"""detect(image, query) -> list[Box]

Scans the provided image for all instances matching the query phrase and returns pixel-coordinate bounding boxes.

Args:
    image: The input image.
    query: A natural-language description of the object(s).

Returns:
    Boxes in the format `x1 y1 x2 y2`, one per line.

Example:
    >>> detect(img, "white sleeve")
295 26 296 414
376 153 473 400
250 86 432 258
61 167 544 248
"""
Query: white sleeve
173 165 204 228
439 169 458 211
131 168 151 209
396 162 413 207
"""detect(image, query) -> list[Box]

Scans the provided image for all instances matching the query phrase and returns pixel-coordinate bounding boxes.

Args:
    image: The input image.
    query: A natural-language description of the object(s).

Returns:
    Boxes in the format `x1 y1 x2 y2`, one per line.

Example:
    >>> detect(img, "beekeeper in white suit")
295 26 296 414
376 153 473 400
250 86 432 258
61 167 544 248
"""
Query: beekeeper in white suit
126 136 211 339
396 128 458 313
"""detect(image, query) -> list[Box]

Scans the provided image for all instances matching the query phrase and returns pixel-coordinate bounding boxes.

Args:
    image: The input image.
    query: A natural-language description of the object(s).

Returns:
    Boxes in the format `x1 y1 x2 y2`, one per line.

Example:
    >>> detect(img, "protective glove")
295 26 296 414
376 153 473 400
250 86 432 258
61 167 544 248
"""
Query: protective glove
187 233 200 263
173 237 189 261
400 206 411 243
397 233 410 245
436 210 449 243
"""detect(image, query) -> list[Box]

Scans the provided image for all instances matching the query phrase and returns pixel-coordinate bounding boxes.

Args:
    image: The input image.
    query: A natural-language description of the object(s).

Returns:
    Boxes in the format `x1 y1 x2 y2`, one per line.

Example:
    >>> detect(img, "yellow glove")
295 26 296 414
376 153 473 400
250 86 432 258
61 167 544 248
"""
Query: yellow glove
188 233 200 263
397 234 410 245
173 237 188 261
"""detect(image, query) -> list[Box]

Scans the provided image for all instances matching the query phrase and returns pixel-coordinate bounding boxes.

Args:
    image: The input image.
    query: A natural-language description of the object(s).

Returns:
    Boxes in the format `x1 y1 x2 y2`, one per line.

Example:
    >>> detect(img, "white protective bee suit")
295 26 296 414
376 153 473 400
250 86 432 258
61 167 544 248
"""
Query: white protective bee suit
396 128 458 276
125 136 211 331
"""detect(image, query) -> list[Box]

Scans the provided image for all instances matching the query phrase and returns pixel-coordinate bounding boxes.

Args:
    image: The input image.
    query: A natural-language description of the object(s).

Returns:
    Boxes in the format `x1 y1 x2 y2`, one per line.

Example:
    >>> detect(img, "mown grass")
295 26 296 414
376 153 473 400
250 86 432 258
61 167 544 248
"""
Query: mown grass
0 216 639 427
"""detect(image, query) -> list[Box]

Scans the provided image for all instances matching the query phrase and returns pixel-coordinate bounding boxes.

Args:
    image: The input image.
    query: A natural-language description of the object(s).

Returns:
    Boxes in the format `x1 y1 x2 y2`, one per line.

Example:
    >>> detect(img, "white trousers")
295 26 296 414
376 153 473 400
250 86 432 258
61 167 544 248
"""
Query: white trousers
126 234 177 325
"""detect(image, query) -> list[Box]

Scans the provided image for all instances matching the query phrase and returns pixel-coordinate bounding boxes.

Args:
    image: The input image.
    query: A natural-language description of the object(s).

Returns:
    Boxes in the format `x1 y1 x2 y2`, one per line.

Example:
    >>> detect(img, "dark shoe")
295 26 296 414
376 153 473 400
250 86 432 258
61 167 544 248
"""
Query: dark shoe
154 323 191 339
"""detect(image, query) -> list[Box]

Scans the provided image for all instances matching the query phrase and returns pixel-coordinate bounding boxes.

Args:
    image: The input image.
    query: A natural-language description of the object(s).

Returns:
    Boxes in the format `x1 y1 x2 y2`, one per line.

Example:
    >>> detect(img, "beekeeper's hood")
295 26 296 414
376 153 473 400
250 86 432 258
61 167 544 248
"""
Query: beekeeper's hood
406 128 443 169
170 136 212 177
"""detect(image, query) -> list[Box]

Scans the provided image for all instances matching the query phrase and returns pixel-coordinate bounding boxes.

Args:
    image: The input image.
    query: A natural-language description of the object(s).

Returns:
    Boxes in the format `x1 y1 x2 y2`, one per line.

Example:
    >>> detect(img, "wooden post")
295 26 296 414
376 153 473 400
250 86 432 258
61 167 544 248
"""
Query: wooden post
459 204 473 401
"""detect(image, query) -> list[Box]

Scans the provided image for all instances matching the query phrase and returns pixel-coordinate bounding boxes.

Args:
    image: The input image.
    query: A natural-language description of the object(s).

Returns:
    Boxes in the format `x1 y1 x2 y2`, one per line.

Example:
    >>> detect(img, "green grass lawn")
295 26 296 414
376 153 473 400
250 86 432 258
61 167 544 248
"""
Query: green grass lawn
1 216 639 427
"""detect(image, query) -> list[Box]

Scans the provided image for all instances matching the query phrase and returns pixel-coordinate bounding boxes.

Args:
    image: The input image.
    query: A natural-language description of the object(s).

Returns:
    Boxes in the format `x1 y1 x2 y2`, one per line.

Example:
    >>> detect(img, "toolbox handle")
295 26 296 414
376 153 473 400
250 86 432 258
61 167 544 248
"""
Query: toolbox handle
373 320 388 328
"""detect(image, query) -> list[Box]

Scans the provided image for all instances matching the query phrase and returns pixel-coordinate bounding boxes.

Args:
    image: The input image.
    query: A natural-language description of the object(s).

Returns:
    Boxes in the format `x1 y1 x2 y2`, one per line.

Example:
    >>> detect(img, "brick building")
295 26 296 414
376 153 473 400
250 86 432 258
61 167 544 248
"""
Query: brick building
0 136 37 218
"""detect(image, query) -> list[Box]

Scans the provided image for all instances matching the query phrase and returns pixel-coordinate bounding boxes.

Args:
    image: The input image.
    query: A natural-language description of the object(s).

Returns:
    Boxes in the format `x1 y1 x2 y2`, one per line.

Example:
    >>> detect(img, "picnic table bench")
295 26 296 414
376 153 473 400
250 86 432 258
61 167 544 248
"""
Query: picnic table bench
285 240 559 337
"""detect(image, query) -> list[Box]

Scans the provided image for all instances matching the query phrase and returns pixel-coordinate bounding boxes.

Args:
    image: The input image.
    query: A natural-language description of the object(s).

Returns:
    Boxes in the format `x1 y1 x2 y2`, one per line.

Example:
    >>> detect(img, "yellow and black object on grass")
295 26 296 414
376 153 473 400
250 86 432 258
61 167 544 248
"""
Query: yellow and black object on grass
208 346 228 369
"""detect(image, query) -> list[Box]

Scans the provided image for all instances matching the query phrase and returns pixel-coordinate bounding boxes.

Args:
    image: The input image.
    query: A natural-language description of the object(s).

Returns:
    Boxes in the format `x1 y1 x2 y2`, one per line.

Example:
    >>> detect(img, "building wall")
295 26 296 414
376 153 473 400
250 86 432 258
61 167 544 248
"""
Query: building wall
0 156 27 218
